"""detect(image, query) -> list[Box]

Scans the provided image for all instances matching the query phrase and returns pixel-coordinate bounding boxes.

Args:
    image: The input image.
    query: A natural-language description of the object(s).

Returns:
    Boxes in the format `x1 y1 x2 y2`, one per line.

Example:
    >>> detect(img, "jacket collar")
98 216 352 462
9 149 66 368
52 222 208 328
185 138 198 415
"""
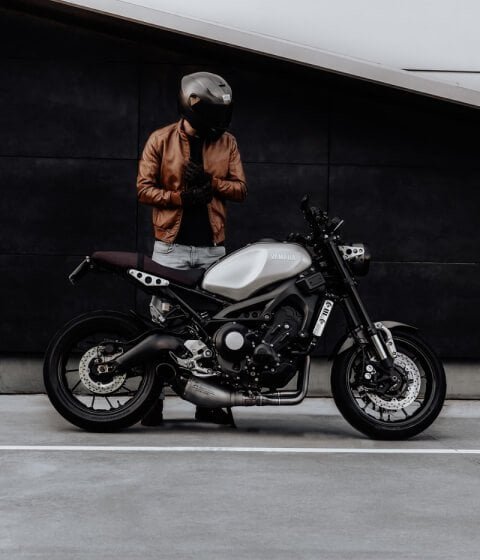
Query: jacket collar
176 119 190 144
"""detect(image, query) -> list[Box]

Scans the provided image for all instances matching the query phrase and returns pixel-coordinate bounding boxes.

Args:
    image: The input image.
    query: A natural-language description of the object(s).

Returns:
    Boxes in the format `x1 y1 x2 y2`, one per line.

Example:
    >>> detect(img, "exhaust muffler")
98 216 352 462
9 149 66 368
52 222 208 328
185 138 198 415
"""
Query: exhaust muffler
179 356 311 408
181 377 257 408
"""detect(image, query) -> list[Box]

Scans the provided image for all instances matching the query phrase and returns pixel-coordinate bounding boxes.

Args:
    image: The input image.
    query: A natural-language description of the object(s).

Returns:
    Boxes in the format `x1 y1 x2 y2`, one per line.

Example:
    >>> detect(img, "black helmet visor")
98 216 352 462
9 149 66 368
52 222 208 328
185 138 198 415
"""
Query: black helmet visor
194 100 233 132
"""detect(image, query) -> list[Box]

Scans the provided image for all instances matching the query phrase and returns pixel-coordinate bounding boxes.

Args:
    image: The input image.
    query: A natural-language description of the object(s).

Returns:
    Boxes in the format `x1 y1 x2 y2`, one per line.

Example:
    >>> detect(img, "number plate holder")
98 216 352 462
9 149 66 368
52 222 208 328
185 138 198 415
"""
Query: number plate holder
313 299 334 337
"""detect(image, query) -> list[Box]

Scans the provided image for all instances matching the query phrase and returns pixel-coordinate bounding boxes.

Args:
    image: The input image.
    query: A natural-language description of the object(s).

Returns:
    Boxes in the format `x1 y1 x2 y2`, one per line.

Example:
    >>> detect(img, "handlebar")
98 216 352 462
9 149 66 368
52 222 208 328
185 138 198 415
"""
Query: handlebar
301 195 342 233
289 195 344 245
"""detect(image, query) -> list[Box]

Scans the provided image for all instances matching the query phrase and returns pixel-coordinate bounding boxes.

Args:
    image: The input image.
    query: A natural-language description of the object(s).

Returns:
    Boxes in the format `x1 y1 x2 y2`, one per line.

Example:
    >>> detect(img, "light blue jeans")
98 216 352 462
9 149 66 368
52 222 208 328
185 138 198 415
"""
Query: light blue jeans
150 240 226 323
150 241 226 406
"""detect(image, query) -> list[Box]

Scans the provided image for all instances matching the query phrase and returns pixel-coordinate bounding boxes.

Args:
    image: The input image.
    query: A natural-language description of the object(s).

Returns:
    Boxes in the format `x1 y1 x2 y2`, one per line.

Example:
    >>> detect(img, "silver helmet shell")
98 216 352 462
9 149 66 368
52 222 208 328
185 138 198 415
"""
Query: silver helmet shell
178 71 233 140
202 242 312 301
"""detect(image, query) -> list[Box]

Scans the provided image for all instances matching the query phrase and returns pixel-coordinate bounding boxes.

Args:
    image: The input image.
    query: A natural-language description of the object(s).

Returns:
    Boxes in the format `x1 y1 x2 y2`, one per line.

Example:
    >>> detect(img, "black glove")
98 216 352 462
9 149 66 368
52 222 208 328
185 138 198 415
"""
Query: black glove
181 183 213 207
183 161 211 189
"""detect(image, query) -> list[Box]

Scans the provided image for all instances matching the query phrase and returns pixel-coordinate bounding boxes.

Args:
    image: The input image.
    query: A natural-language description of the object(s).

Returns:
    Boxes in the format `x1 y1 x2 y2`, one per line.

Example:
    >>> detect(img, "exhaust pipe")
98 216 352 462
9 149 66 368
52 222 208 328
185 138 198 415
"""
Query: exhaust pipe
179 356 311 408
257 356 311 406
115 334 184 371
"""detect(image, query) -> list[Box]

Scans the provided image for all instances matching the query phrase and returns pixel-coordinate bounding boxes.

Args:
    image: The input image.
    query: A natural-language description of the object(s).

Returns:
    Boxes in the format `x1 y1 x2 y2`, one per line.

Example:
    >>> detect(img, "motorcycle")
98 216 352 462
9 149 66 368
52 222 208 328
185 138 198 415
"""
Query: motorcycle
44 196 446 439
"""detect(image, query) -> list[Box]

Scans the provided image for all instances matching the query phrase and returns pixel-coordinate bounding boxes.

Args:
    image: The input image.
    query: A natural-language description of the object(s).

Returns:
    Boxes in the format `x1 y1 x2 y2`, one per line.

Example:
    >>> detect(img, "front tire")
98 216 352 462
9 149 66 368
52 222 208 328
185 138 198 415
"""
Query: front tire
44 310 162 432
331 329 446 440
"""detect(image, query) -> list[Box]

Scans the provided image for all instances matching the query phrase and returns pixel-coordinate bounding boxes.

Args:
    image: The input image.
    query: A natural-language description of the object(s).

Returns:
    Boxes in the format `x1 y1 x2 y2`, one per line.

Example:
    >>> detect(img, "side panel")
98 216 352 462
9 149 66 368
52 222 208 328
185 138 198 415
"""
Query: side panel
202 242 312 301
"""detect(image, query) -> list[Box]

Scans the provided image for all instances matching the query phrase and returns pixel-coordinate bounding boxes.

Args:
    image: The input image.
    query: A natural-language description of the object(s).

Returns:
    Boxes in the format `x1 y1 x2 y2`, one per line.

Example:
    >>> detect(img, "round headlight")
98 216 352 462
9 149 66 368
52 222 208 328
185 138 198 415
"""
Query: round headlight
339 244 371 276
349 244 370 276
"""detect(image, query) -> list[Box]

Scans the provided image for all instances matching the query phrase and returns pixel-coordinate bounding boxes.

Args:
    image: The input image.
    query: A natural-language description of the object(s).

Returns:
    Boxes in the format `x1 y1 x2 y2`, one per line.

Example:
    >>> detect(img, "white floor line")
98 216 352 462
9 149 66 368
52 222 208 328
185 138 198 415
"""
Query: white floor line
0 445 479 454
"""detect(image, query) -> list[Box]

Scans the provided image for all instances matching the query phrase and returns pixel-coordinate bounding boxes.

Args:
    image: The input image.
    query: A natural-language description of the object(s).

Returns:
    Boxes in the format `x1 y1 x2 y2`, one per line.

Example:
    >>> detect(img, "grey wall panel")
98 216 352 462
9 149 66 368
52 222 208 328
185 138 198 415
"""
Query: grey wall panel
0 255 135 352
330 93 479 166
0 158 137 254
0 60 138 158
329 165 480 263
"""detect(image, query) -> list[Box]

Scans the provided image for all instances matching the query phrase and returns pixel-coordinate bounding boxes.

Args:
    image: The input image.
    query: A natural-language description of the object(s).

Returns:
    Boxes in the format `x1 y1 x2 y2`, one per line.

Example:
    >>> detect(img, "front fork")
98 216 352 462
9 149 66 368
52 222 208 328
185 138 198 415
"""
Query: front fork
325 238 397 369
315 296 397 368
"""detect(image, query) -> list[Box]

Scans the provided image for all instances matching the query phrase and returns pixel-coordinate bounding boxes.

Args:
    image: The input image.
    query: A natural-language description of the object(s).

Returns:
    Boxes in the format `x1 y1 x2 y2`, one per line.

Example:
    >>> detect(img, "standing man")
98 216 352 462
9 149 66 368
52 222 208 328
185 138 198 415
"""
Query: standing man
136 71 247 426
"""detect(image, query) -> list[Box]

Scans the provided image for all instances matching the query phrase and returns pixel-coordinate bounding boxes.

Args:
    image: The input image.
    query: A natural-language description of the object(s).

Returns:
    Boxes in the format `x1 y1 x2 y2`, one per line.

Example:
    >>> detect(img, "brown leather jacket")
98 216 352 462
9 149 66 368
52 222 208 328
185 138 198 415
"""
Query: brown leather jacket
137 120 247 245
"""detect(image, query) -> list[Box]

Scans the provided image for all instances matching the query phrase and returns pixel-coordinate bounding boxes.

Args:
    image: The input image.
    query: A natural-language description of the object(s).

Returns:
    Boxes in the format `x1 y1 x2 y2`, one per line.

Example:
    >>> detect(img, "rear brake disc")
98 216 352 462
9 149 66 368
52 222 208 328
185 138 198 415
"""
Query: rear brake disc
78 346 126 395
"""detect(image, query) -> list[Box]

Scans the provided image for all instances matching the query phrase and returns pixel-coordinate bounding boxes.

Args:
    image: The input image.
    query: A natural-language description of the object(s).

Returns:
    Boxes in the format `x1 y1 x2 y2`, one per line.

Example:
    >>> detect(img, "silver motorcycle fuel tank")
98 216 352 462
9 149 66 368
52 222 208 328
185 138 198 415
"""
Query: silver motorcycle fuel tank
202 242 312 301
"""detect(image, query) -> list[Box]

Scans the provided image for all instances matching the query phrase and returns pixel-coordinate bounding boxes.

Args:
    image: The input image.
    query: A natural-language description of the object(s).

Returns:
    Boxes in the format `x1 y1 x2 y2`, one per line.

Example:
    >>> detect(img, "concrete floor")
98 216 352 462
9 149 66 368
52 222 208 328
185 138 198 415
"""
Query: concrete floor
1 396 480 559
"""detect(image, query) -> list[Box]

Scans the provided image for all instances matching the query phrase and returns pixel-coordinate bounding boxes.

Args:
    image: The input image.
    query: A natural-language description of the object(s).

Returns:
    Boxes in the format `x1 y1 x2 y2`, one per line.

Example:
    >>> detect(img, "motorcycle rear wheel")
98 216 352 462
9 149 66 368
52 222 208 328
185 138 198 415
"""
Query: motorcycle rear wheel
44 310 162 432
331 329 446 440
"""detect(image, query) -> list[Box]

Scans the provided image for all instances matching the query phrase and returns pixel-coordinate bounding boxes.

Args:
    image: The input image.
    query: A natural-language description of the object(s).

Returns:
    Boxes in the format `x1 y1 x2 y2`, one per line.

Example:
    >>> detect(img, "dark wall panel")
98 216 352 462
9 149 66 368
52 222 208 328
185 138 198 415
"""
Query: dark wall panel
324 262 480 358
329 166 480 263
231 67 329 164
136 164 328 254
330 94 480 167
137 204 155 256
227 163 328 250
138 64 183 151
0 7 223 65
0 158 137 254
0 60 138 158
358 262 480 358
0 9 136 61
0 256 135 352
1 5 480 359
139 64 329 164
0 7 138 61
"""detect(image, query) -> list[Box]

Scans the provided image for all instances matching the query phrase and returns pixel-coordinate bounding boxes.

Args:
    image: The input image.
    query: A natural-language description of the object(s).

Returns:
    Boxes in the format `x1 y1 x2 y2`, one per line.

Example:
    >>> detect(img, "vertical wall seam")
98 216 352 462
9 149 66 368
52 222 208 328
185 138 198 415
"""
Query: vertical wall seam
326 84 331 213
134 60 142 311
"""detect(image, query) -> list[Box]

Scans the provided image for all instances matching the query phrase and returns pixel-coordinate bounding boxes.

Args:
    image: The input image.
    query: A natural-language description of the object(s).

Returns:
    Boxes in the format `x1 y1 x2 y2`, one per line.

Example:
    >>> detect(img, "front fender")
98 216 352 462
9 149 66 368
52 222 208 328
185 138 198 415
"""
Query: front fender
329 321 418 360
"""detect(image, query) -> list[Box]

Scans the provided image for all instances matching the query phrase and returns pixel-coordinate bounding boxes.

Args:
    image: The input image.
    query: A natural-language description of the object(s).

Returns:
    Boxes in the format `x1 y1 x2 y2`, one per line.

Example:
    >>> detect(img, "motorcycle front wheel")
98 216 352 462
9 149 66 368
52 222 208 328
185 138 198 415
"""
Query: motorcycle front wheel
44 310 162 432
331 329 446 440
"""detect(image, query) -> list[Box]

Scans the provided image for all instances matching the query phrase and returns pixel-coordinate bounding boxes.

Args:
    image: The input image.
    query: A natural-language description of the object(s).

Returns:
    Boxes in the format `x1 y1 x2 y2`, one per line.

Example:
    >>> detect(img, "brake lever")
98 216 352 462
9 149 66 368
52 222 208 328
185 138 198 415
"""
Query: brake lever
330 217 344 233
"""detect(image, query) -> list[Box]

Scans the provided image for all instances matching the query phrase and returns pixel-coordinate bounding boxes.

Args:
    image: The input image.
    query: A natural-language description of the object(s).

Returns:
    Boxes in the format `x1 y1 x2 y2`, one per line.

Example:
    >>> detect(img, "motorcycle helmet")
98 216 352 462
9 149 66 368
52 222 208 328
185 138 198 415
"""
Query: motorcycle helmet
178 71 233 140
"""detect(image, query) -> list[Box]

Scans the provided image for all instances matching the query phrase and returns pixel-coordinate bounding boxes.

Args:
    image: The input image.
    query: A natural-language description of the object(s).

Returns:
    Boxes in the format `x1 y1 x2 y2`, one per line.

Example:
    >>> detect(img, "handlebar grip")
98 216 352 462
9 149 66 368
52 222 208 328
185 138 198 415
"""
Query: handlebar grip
300 194 310 212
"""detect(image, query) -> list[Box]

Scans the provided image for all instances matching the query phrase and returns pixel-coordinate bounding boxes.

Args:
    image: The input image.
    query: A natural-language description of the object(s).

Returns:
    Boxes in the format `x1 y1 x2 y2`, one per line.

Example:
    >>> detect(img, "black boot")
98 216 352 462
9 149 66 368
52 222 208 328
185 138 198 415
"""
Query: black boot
141 399 164 426
195 406 235 426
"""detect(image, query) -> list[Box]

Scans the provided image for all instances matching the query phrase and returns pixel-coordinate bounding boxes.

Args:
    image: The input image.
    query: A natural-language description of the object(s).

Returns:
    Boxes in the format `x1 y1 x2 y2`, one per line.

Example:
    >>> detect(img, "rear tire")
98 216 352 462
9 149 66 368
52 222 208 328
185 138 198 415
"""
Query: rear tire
331 329 446 440
44 310 162 432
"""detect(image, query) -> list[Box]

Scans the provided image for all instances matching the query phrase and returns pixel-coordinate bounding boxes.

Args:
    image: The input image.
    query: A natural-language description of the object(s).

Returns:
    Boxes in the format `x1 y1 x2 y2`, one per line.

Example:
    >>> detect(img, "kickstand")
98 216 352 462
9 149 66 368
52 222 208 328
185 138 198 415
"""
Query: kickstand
226 407 236 428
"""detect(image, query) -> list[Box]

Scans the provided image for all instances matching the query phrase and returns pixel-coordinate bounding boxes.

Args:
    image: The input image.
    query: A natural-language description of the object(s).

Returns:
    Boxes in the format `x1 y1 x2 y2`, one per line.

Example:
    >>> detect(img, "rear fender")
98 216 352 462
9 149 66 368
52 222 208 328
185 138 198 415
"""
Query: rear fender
329 321 417 360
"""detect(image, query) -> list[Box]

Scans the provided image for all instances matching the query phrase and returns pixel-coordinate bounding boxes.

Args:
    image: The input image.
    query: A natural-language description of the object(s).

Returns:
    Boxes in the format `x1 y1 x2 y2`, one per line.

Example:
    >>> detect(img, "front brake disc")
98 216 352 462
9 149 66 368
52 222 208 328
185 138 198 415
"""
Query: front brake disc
364 353 421 411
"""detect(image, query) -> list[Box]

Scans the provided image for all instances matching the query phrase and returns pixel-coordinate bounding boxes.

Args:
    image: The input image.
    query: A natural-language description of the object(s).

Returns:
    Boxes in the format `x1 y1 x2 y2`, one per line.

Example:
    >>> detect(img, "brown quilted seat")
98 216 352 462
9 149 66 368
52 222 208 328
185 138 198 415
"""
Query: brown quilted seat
91 251 204 287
